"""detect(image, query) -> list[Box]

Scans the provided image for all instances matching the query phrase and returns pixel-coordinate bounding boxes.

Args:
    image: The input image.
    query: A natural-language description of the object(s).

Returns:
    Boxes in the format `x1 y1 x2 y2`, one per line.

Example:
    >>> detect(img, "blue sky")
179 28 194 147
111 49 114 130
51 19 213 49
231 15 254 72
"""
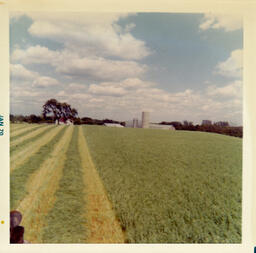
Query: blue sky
10 12 243 125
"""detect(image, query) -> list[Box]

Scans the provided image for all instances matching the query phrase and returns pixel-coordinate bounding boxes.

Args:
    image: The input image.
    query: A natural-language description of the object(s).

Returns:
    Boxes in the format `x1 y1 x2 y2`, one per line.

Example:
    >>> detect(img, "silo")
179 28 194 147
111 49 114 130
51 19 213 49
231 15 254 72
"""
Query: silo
133 118 139 128
141 111 150 128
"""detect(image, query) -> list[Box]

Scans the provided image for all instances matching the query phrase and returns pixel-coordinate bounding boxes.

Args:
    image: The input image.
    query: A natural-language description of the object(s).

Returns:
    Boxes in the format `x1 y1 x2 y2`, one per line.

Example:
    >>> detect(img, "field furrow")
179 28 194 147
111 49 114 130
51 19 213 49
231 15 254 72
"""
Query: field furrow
42 127 87 243
17 126 74 243
10 124 43 139
10 126 64 172
10 126 67 209
79 126 124 243
11 124 53 149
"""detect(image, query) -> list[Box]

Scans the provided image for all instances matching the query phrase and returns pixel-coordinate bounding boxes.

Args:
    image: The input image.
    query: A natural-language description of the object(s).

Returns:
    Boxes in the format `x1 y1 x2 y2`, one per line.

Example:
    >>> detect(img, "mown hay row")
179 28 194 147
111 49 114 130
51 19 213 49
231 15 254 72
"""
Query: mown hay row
10 124 43 139
42 127 87 243
79 126 124 243
10 126 65 172
17 126 74 243
11 124 29 132
11 124 54 149
10 126 67 209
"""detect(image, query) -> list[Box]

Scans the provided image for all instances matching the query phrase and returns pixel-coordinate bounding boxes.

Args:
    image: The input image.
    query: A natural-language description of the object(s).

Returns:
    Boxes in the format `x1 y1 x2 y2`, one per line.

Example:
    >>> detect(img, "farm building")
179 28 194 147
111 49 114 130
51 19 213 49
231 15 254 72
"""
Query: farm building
55 118 74 125
126 112 175 130
104 123 124 128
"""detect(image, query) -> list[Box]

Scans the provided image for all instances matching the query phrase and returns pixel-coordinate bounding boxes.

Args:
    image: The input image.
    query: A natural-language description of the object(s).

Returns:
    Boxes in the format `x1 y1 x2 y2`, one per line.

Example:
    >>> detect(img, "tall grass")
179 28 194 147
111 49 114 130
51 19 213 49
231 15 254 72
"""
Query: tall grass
83 126 242 243
10 126 67 209
42 127 87 243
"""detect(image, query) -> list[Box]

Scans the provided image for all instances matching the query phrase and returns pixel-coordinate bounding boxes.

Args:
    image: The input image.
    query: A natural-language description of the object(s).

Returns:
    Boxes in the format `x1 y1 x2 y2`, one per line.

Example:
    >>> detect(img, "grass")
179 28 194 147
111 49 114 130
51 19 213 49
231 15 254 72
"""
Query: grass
82 126 242 243
42 127 87 243
10 123 30 131
10 126 67 209
10 124 46 142
10 125 56 154
17 126 74 243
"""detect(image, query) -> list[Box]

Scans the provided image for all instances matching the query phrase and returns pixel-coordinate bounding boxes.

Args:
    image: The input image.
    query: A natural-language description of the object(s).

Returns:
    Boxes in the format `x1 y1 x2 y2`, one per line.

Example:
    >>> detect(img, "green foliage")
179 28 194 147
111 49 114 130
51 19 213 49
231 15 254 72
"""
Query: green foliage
10 127 67 209
42 127 87 243
43 99 78 123
83 126 242 243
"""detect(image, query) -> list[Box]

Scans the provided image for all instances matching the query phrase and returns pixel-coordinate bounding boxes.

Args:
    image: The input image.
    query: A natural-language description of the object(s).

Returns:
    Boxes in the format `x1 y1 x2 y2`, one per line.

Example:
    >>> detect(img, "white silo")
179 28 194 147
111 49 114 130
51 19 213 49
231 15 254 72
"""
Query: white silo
142 111 150 128
133 118 139 128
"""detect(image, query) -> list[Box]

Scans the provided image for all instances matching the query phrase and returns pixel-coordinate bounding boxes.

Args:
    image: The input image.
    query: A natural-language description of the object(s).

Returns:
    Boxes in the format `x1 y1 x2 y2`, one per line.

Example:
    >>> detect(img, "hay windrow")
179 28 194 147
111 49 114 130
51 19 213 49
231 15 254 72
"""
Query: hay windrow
11 124 29 132
10 126 67 209
10 124 44 140
79 126 124 243
41 127 87 243
11 125 54 150
10 126 64 172
17 126 74 243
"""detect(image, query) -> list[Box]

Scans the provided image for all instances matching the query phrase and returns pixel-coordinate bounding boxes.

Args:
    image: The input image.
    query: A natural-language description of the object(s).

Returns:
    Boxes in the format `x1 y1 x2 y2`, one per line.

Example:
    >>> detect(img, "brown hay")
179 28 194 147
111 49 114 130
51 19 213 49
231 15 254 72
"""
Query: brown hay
16 126 74 243
78 126 125 243
11 125 52 148
10 126 65 172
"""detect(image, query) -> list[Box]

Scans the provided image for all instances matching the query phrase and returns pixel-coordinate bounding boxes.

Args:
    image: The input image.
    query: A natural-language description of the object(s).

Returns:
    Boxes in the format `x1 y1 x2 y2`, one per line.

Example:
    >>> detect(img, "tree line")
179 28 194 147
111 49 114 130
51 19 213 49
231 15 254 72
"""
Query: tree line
10 98 242 138
10 114 126 126
159 121 242 138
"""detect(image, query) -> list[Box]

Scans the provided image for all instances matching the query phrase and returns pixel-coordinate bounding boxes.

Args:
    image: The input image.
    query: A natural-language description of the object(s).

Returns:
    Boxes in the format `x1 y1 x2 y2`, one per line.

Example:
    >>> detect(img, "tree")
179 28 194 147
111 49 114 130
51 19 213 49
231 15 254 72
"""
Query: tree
42 99 78 124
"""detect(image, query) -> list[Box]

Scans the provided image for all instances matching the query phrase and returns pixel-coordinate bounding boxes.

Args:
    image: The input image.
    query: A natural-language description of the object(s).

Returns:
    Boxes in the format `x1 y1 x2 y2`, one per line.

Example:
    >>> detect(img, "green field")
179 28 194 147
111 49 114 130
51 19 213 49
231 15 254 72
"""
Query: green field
10 123 242 243
83 126 242 243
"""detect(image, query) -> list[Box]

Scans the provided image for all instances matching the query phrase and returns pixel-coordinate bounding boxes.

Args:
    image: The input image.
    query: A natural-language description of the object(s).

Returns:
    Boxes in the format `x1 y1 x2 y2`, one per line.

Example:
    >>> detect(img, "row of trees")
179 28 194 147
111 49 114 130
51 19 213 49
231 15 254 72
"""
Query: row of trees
10 114 126 126
160 121 242 138
10 98 242 138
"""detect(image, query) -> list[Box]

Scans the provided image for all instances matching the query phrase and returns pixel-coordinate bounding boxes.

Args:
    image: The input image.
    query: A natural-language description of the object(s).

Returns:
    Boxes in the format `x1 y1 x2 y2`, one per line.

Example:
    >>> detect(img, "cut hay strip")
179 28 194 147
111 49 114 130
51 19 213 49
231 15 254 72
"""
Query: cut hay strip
41 127 87 243
79 126 124 243
11 124 29 131
17 126 74 243
10 126 64 172
11 124 46 141
11 124 54 149
10 126 67 209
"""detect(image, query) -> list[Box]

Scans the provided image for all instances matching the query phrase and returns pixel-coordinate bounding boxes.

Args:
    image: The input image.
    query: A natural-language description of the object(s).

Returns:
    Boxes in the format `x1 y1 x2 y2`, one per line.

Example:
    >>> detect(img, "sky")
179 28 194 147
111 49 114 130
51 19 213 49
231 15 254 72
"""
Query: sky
10 12 243 125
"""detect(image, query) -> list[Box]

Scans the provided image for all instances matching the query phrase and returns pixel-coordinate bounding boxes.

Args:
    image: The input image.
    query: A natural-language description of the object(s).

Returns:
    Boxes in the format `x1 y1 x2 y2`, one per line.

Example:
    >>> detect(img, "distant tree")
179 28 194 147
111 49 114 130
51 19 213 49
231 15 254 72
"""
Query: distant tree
10 114 14 123
28 114 41 123
42 99 78 124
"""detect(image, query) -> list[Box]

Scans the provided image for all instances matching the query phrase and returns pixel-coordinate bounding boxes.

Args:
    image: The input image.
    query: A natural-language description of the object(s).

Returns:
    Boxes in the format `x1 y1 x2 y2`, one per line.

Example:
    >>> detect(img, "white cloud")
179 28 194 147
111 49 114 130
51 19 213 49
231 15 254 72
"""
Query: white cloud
88 84 127 97
56 55 147 81
10 64 39 80
10 63 61 89
32 76 60 88
12 46 147 81
68 83 87 90
200 13 242 31
12 45 59 65
15 12 151 60
207 80 242 98
215 49 243 78
87 78 155 97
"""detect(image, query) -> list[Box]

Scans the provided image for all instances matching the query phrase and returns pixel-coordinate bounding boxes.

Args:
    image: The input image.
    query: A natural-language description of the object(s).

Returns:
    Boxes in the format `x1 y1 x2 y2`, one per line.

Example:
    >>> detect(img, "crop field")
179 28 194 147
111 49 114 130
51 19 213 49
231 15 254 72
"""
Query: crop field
10 123 242 243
